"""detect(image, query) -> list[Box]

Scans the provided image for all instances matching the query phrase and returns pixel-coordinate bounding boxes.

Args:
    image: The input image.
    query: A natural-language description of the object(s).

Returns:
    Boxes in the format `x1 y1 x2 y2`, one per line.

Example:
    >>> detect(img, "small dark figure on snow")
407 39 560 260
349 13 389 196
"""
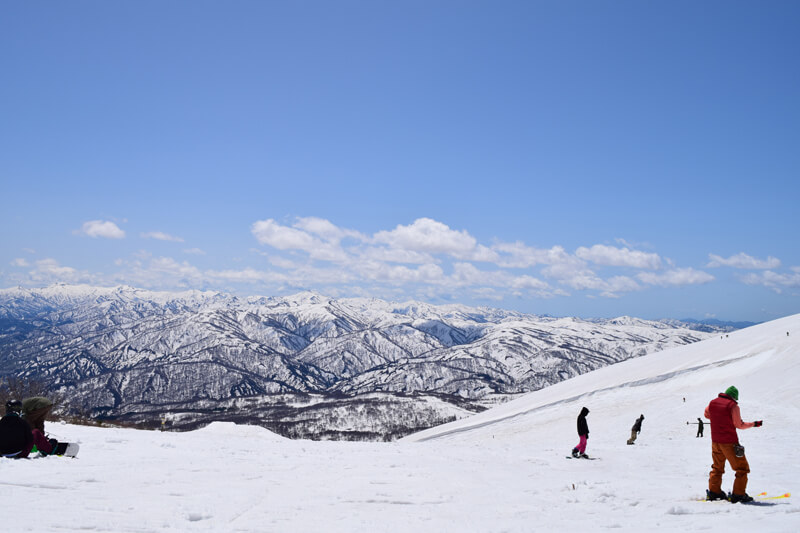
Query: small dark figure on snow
696 417 704 438
0 400 34 458
571 407 590 458
704 386 762 503
627 414 644 445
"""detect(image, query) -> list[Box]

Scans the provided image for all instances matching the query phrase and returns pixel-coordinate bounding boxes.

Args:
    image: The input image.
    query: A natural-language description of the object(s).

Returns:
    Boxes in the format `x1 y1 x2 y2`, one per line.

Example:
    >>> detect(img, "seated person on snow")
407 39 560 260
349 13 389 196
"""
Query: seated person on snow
0 399 34 458
19 396 60 458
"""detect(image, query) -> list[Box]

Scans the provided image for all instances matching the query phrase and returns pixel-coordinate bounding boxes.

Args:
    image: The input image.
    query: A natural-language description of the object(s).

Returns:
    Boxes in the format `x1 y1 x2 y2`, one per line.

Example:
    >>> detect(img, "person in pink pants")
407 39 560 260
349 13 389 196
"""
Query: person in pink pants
571 407 590 458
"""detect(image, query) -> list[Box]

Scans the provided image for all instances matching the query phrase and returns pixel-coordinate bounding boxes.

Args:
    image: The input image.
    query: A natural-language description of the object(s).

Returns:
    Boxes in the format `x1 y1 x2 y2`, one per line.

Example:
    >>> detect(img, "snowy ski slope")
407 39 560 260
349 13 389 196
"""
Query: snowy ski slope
1 314 798 532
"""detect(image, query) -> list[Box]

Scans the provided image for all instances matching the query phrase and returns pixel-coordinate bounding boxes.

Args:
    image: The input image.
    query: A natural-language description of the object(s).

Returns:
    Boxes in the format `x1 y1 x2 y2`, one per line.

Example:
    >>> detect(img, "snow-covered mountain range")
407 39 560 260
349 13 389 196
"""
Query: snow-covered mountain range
0 284 725 439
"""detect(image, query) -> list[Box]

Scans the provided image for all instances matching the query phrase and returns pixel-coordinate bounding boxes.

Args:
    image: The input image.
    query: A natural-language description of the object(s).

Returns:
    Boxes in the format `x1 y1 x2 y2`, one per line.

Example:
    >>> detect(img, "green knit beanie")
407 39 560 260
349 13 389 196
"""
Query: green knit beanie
724 386 739 401
21 396 53 416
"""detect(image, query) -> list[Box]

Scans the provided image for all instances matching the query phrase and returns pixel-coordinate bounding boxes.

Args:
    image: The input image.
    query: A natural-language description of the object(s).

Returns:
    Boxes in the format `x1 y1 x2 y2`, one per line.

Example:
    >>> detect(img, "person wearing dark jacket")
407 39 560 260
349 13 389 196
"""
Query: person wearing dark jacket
704 386 762 503
19 396 59 458
696 417 704 438
0 400 34 458
571 407 590 458
627 414 645 445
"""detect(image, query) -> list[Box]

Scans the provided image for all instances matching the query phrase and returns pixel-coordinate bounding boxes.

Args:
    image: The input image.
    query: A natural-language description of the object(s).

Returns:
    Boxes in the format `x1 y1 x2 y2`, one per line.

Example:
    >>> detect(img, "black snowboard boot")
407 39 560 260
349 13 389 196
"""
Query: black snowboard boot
729 493 754 503
706 489 728 501
571 448 579 458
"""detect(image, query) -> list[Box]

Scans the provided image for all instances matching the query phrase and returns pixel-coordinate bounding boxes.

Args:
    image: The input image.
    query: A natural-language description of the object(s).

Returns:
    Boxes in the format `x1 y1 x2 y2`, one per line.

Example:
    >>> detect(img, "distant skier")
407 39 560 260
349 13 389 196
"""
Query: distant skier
704 386 762 503
0 400 33 458
696 418 704 438
627 414 644 445
571 407 590 458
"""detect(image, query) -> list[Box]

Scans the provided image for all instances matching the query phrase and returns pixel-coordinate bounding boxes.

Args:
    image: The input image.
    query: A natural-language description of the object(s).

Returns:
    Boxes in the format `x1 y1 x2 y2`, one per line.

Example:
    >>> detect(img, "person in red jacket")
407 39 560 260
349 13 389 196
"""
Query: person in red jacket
704 386 763 503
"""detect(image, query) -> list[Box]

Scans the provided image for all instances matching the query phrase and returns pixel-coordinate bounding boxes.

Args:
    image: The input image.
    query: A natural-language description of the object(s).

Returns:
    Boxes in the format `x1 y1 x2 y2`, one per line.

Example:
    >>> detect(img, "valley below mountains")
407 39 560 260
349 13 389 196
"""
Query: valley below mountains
0 285 729 440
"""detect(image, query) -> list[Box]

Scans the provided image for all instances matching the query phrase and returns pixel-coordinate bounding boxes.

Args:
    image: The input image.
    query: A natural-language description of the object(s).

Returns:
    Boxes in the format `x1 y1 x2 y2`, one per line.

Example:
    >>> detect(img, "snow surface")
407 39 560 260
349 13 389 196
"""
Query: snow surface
2 314 799 532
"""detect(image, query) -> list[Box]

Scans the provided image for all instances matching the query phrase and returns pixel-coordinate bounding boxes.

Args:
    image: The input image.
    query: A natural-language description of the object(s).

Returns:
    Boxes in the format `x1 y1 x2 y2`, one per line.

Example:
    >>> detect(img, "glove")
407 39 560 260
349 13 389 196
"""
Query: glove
754 420 763 427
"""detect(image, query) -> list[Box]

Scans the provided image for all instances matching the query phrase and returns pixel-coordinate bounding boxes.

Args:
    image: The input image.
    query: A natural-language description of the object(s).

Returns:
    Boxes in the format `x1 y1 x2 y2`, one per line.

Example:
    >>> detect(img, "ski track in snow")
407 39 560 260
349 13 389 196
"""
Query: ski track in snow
1 315 799 532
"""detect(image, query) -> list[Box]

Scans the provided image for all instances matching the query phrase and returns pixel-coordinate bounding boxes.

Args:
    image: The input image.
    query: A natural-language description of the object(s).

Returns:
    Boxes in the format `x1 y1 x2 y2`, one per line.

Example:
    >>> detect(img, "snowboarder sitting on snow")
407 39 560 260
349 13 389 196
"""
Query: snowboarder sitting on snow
571 407 590 458
626 414 644 445
0 400 34 458
18 396 60 458
704 386 762 503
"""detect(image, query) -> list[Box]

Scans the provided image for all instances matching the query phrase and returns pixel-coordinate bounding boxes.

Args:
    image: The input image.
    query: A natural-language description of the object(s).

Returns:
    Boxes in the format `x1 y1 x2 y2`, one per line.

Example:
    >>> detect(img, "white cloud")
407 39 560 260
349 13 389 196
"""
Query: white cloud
252 217 495 265
80 220 126 239
294 217 365 243
739 270 800 292
142 231 184 243
251 219 349 262
261 255 299 270
183 248 206 256
493 242 572 268
576 244 662 269
443 264 564 298
600 276 642 297
292 264 359 285
26 259 92 284
34 259 78 278
252 219 316 250
547 263 641 296
510 275 550 291
148 257 203 282
637 268 715 287
528 250 645 297
358 246 435 265
450 262 492 286
540 255 593 284
557 270 604 291
357 261 446 285
707 253 781 269
373 218 484 259
469 244 500 263
108 254 202 290
11 258 29 267
614 237 654 250
311 245 351 263
62 215 729 303
470 287 506 301
207 268 287 284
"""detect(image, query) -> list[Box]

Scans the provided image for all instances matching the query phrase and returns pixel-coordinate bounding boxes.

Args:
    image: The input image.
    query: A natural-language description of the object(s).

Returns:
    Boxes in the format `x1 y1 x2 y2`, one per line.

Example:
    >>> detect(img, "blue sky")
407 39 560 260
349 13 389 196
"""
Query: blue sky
1 1 798 322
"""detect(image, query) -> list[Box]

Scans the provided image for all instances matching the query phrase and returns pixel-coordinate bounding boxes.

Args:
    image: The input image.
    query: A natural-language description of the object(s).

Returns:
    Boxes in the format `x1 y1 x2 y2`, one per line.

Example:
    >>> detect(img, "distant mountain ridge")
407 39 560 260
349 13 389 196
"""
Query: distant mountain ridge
0 284 729 439
673 317 759 331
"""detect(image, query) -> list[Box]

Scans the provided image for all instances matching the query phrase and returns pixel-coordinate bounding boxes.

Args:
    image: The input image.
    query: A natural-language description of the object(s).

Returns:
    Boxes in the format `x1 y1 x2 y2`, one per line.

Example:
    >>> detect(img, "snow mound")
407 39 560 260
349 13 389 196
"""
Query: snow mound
191 421 288 441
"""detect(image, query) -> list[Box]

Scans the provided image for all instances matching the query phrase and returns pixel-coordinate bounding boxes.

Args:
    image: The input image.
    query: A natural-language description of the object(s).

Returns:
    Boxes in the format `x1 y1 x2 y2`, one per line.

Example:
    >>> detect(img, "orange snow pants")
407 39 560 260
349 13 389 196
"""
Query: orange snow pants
709 442 750 495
